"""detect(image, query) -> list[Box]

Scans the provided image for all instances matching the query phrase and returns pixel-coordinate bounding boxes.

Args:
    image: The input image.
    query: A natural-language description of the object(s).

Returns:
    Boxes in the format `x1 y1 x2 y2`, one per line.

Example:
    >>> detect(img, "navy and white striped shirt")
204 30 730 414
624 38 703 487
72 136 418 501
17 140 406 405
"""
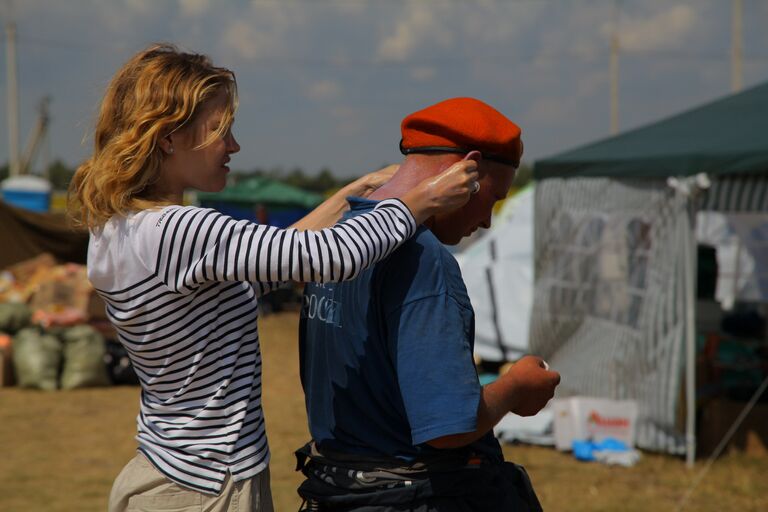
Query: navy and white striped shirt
87 199 416 494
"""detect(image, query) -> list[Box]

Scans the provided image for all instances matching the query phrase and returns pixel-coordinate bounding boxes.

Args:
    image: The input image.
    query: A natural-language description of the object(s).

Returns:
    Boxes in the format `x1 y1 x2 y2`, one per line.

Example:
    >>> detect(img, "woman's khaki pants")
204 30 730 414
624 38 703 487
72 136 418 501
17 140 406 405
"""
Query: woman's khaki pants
109 453 274 512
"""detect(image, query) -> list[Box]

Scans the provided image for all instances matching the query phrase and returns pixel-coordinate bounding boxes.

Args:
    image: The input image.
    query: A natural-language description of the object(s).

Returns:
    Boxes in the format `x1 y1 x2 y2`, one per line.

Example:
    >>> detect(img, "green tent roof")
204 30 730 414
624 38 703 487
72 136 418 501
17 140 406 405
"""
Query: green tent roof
198 176 324 209
534 81 768 180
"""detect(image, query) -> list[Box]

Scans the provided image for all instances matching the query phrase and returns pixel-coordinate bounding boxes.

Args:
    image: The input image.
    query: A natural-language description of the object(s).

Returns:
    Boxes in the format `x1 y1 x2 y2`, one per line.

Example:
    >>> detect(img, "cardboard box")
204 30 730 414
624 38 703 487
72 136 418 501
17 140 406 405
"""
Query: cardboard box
0 253 57 303
698 398 768 457
553 396 639 450
28 264 94 327
4 253 56 283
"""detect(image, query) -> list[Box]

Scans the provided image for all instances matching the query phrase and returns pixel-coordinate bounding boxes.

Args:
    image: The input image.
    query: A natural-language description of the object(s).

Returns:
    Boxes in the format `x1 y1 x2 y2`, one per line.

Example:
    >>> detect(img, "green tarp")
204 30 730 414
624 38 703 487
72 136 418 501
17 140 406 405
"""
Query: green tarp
535 81 768 180
197 176 324 209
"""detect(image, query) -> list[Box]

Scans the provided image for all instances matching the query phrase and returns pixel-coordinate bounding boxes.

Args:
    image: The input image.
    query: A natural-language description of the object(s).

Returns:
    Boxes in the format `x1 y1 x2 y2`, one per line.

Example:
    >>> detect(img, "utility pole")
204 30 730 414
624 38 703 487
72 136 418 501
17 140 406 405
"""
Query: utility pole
609 1 621 135
731 0 743 92
5 21 21 177
21 96 50 176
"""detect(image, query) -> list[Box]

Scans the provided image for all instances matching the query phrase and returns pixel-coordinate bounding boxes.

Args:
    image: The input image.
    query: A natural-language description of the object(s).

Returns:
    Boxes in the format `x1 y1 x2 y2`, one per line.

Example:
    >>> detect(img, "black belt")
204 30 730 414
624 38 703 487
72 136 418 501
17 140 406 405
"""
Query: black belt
294 442 543 512
295 441 477 476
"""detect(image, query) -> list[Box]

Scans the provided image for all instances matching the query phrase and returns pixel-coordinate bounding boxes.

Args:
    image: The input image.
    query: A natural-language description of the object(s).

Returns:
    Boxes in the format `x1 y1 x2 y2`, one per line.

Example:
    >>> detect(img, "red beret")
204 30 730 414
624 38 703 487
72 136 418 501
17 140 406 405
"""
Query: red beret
400 97 523 167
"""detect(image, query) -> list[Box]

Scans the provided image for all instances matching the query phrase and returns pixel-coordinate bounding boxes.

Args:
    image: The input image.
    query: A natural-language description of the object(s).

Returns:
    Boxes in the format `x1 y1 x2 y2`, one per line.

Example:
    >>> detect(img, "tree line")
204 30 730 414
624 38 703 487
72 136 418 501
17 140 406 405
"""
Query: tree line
0 161 531 195
0 162 360 195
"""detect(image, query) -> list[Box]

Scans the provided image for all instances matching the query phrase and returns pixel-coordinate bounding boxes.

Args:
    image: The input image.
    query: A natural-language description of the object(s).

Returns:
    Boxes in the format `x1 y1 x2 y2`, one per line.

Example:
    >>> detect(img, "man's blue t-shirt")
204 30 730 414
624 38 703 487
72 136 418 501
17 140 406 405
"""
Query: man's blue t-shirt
299 198 503 461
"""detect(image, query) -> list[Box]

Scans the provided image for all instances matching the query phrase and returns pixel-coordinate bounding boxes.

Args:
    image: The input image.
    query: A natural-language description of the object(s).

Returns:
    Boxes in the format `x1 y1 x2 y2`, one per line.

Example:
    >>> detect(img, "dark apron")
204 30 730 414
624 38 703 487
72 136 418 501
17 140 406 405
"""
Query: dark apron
294 442 543 512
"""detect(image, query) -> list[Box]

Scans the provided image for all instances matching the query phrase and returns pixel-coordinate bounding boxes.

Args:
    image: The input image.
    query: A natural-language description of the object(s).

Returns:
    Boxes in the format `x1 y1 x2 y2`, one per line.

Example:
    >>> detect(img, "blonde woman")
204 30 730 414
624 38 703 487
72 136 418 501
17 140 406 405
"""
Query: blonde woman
69 44 478 512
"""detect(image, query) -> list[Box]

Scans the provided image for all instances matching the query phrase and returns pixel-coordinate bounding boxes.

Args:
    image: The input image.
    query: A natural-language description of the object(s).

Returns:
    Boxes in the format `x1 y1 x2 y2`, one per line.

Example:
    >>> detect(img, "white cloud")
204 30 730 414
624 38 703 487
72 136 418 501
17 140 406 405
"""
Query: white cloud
376 1 545 62
521 69 606 126
575 70 609 99
246 0 309 29
221 19 275 60
532 5 609 61
178 0 211 17
410 66 436 82
219 2 309 61
464 0 545 44
522 96 580 126
523 98 562 125
606 5 698 52
377 2 452 61
331 106 365 137
125 0 153 15
305 80 341 101
332 1 366 16
0 0 747 175
88 1 162 36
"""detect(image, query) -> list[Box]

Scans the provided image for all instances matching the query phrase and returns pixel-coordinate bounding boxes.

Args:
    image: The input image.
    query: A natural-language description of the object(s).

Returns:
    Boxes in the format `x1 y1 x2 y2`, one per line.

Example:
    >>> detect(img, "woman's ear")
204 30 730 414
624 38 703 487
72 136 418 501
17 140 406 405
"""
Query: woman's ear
158 134 174 155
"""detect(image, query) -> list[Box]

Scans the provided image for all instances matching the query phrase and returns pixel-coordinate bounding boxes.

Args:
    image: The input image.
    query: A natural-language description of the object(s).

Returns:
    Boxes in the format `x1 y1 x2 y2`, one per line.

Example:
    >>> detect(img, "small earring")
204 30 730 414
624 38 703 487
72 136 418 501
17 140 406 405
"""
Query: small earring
168 146 174 154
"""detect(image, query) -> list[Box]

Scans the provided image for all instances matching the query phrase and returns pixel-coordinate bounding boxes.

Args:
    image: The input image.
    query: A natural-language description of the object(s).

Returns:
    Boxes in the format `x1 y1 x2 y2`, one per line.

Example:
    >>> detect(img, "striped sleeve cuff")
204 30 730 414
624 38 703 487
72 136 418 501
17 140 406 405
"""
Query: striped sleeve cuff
373 198 417 237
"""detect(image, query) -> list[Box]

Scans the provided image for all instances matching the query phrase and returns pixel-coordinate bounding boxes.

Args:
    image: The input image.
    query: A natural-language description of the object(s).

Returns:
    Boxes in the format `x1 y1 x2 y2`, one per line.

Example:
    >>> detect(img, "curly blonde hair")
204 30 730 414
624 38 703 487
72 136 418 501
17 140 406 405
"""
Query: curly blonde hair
69 43 237 228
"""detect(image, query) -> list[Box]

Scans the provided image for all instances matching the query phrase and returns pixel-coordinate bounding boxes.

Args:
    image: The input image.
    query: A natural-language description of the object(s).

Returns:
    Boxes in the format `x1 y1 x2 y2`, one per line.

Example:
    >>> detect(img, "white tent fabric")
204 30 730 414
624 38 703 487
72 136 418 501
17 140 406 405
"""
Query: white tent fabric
456 186 534 362
697 212 768 309
529 177 692 454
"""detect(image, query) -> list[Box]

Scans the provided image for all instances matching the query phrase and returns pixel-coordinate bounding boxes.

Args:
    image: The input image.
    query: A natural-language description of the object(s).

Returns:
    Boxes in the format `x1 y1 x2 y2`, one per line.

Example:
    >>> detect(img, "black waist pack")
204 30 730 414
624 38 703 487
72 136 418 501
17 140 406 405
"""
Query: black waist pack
295 442 543 512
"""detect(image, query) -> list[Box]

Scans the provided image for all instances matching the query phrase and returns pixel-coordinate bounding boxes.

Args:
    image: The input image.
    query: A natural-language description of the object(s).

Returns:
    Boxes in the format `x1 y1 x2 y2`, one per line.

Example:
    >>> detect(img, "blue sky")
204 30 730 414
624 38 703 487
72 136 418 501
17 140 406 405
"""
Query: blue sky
2 0 768 178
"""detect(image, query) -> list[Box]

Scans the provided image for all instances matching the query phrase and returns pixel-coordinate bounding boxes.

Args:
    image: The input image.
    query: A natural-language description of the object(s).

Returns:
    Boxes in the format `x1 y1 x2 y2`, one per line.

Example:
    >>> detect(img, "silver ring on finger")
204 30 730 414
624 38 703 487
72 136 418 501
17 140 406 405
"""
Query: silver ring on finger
470 181 480 194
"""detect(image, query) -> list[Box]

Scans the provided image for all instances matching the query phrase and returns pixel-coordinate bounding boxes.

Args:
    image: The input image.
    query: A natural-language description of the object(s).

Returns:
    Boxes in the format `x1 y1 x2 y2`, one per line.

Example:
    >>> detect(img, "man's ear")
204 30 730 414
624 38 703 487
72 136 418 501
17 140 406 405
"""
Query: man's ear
463 150 482 163
464 150 487 178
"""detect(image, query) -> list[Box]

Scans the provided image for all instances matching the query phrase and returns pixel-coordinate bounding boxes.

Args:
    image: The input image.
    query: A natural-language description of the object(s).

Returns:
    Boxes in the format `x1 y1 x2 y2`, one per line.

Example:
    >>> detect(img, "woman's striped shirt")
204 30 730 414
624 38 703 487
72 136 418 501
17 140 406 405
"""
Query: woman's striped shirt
87 199 416 494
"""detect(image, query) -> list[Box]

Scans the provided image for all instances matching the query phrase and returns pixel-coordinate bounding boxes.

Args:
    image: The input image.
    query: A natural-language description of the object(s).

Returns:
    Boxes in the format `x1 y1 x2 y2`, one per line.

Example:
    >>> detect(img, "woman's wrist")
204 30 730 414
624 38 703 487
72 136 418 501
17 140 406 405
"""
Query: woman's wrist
348 164 399 199
341 177 370 198
400 185 437 225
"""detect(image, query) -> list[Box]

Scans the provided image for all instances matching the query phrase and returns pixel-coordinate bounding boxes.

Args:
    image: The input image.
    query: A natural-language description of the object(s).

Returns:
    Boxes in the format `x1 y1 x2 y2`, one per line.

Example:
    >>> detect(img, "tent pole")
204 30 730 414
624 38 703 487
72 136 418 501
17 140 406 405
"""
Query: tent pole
684 198 697 468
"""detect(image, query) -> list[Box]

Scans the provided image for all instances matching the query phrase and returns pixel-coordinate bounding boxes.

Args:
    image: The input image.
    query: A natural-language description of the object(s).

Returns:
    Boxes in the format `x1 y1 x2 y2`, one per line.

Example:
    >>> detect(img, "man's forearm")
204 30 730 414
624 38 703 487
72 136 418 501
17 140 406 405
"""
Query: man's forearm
426 378 515 449
425 356 560 450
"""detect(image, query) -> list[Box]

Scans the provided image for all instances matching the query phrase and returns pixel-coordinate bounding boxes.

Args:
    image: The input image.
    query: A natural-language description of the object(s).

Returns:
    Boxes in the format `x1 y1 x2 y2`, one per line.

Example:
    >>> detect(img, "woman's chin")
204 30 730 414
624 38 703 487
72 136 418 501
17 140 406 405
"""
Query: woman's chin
201 180 228 193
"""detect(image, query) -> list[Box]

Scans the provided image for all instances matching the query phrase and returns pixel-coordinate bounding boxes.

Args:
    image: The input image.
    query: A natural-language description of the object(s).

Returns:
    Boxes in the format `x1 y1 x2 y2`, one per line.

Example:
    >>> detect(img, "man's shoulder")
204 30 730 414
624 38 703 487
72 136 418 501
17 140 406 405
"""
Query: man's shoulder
391 226 446 261
376 227 449 279
372 227 464 306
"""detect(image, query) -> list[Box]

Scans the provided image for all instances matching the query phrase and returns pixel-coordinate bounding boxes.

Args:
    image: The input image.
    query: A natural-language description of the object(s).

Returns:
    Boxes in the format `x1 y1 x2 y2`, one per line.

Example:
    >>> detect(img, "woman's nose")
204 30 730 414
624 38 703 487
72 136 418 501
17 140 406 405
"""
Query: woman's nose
227 131 241 153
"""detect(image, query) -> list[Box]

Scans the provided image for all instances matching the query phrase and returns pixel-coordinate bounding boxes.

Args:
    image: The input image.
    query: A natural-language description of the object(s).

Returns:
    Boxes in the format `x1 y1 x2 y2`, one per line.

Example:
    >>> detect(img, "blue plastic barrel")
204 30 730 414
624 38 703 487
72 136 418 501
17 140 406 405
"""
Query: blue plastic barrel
1 176 52 212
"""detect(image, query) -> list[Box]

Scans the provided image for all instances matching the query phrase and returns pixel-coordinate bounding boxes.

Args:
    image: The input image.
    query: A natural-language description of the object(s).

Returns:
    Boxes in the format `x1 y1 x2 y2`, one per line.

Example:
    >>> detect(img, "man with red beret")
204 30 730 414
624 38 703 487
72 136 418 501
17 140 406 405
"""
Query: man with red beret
296 98 560 511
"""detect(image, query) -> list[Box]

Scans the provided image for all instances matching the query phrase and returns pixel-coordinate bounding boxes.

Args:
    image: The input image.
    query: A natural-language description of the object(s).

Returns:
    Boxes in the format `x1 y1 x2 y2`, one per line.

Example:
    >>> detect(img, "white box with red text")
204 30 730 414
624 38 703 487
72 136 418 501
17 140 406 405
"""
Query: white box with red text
552 396 638 450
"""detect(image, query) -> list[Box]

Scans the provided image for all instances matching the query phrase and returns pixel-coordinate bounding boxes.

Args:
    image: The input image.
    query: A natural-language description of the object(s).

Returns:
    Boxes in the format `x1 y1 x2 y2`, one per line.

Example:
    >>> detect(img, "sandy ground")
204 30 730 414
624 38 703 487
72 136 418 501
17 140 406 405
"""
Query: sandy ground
1 312 766 511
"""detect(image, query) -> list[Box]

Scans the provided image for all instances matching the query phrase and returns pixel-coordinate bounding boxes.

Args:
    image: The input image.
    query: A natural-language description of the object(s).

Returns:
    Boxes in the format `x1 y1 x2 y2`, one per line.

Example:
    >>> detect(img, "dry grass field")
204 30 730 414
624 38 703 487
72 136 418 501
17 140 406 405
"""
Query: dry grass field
1 312 766 511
